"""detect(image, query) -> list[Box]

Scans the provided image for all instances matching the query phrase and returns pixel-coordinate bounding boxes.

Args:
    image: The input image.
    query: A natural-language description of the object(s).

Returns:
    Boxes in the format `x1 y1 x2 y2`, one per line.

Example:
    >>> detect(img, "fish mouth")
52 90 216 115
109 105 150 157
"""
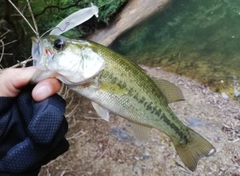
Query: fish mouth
30 68 59 84
31 37 55 83
30 68 46 83
31 37 42 66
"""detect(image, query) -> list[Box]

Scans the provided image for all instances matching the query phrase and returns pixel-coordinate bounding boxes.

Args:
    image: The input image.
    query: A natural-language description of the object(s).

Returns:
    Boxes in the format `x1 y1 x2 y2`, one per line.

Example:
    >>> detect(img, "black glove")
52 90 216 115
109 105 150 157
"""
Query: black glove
0 86 69 176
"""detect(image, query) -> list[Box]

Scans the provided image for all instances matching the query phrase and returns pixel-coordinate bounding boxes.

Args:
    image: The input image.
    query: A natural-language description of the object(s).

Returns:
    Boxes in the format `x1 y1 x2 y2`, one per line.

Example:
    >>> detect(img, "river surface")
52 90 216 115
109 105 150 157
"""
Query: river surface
111 0 240 99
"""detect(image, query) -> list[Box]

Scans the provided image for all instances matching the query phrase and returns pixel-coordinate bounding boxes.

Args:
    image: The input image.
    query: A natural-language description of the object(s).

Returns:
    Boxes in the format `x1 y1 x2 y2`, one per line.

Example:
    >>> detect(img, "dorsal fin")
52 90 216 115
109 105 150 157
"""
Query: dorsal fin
152 78 184 103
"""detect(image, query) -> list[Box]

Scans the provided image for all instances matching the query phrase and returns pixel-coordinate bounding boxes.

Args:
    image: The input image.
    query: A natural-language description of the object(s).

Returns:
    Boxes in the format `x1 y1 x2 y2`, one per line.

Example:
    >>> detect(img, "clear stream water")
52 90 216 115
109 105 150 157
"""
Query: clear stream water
110 0 240 99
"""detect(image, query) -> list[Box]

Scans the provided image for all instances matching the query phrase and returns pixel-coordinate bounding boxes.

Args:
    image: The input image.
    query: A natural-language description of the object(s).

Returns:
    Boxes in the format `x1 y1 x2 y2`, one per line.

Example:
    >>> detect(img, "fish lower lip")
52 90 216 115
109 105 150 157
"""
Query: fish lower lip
30 69 57 83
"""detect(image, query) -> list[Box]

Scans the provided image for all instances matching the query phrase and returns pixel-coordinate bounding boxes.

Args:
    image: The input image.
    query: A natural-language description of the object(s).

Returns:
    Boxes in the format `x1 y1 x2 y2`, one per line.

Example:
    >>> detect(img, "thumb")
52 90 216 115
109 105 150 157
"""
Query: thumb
0 67 37 97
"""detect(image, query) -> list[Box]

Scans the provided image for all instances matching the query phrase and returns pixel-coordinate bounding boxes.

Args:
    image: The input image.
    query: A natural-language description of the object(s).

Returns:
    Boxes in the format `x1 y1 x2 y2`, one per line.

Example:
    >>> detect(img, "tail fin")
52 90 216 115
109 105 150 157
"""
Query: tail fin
172 129 216 172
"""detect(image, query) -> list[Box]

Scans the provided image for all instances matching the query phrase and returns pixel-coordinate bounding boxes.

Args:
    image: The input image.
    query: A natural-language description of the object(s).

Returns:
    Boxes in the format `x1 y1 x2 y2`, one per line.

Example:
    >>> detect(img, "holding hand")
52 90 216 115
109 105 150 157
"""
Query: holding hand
0 67 69 175
0 67 61 101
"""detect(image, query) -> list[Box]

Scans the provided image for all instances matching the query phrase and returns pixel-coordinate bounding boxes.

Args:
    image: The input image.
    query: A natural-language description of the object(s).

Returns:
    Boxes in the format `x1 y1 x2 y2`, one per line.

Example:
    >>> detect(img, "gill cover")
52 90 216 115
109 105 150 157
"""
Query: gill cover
31 36 105 85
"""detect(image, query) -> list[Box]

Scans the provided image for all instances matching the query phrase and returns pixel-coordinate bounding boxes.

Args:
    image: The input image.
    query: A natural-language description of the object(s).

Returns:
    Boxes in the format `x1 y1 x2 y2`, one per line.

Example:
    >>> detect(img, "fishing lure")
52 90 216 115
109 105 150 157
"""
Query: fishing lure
50 3 99 35
31 3 100 80
31 3 99 65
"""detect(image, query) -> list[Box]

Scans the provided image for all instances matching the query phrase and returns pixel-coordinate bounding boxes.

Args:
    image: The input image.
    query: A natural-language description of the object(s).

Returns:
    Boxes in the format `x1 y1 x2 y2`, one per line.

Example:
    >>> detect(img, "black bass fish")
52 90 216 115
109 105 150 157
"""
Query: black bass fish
31 35 215 171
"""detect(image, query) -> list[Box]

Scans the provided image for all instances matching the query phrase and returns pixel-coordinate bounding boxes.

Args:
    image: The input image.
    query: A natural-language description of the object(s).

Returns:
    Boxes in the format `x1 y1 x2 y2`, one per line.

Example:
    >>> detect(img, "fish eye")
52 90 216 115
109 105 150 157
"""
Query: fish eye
54 39 65 50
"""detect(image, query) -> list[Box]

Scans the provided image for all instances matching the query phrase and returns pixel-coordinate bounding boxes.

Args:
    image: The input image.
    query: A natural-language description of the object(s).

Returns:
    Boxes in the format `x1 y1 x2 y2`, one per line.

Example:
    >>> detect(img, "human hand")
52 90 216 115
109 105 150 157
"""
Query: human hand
0 67 69 175
0 67 61 101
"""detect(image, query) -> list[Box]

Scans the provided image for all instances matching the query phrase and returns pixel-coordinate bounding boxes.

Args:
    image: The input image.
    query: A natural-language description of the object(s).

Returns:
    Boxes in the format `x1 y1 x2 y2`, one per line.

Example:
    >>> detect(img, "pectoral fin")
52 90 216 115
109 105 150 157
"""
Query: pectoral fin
91 102 110 121
152 78 184 103
130 122 152 145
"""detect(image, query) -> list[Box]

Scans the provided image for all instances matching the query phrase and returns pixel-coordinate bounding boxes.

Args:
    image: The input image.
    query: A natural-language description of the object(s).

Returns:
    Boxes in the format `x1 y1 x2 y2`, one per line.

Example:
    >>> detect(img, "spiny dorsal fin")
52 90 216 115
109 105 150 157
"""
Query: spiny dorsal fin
152 78 184 103
130 121 152 145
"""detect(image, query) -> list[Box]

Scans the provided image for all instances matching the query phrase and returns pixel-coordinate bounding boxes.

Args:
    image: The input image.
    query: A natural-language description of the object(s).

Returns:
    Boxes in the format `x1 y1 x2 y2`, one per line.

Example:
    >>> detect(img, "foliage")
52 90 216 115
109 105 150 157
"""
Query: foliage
0 0 127 67
93 0 126 23
24 0 127 37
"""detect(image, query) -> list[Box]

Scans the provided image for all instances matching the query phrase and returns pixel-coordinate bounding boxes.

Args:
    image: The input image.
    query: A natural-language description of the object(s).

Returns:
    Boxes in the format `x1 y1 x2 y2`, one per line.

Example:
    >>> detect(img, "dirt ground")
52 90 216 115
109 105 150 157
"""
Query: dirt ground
38 66 240 176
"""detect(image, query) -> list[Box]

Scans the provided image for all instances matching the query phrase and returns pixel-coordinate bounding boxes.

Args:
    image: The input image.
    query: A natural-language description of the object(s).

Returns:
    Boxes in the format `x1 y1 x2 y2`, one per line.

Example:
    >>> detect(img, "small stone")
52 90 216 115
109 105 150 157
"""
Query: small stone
134 156 140 160
133 164 142 175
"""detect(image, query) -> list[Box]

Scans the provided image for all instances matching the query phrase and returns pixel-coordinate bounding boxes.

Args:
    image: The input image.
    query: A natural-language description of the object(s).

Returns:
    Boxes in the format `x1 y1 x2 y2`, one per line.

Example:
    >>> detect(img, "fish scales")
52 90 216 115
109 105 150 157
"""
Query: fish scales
31 35 216 171
75 41 189 143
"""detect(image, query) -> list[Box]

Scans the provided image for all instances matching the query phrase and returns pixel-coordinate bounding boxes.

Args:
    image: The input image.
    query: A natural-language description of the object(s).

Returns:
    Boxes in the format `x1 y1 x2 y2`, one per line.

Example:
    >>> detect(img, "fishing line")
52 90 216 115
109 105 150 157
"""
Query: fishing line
33 25 67 62
40 25 70 39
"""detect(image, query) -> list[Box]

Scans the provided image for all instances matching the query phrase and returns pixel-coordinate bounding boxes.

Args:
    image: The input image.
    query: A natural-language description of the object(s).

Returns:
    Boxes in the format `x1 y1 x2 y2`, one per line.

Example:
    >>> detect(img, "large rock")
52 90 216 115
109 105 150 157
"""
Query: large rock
87 0 171 46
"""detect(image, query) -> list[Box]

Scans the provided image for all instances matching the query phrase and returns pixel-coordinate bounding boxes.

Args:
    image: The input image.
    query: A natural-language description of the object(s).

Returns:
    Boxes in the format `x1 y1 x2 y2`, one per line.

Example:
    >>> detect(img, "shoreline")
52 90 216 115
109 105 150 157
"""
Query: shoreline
40 66 240 175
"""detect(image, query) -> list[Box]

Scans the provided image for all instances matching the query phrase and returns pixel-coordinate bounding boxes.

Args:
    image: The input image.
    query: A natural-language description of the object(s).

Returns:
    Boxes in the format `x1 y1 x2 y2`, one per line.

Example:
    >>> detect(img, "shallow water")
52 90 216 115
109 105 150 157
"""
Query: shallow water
111 0 240 99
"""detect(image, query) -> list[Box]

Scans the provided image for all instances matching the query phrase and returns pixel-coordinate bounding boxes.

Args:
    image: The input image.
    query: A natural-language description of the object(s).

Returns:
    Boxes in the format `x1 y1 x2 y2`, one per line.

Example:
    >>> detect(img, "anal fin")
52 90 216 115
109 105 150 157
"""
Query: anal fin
91 101 110 121
130 122 152 145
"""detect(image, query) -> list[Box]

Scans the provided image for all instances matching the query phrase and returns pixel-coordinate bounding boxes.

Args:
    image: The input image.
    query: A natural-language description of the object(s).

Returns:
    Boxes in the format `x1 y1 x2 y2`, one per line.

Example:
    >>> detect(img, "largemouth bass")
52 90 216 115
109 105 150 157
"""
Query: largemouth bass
31 35 215 171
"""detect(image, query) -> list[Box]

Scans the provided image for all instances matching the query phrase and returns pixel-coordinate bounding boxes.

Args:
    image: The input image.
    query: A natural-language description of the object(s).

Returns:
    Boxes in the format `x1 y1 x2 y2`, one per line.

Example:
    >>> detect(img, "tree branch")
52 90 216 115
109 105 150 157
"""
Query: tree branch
34 0 87 18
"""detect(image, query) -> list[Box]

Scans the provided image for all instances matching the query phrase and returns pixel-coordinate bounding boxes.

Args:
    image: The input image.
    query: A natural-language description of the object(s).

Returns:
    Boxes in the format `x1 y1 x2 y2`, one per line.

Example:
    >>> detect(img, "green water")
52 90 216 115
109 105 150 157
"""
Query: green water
110 0 240 98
